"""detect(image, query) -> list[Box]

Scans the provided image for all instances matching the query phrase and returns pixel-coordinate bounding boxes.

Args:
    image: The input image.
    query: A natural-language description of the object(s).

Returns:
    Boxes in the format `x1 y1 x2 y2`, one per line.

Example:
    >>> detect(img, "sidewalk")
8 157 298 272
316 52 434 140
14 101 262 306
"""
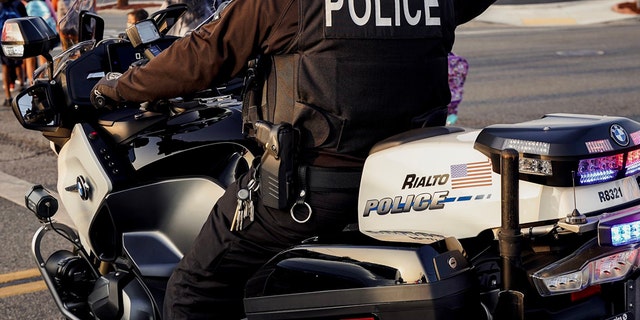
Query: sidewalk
475 0 639 26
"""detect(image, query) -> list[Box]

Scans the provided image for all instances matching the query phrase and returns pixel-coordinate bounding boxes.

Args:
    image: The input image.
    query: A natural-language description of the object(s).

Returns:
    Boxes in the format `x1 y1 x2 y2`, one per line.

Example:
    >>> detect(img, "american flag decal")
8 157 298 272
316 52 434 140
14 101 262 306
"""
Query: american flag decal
450 159 493 189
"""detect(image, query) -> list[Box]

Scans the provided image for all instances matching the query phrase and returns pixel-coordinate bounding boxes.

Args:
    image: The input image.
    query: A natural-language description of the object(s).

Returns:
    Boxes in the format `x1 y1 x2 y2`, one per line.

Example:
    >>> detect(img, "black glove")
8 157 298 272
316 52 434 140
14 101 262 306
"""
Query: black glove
90 72 124 109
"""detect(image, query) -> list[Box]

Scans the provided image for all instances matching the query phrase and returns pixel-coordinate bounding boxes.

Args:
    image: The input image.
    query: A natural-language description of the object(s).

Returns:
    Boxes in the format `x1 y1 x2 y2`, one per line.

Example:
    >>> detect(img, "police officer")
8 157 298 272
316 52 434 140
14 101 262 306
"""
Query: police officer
91 0 495 318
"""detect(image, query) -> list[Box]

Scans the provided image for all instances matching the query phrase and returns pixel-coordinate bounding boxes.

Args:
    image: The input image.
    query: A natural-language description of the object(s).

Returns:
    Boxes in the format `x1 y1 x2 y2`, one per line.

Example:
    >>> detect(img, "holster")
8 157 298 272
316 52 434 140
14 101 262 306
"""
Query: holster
254 121 297 210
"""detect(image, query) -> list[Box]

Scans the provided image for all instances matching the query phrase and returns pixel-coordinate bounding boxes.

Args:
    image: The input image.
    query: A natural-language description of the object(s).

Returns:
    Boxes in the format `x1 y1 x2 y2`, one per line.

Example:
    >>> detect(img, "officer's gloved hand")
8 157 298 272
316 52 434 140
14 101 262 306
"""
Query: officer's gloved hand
90 72 124 110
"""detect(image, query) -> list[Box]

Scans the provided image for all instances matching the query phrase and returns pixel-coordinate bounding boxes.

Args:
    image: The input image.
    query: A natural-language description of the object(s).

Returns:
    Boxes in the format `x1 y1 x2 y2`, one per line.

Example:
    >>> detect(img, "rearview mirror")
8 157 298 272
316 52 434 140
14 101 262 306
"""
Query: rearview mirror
1 17 59 58
13 82 60 131
78 10 104 43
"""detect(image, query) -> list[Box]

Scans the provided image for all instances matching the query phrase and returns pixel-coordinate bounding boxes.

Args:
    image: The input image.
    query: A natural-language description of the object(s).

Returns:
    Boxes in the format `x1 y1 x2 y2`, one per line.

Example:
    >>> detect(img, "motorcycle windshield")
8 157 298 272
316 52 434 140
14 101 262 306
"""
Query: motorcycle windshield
51 40 96 78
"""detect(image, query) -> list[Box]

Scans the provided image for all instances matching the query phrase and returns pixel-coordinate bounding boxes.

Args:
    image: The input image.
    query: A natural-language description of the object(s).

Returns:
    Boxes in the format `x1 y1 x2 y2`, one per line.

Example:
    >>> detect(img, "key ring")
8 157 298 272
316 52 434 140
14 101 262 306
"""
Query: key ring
290 201 312 224
247 178 259 192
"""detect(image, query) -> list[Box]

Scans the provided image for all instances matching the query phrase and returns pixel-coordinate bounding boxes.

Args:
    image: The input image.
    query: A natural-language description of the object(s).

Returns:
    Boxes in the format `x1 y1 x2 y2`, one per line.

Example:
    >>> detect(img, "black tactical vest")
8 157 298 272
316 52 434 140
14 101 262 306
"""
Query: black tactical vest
258 0 456 160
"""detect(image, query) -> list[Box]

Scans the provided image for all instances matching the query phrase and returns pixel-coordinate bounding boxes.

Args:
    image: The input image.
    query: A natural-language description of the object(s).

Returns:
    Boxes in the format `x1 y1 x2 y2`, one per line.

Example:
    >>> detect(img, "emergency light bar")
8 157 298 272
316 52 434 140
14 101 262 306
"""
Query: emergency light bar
598 204 640 247
626 149 640 175
474 114 640 187
577 153 623 185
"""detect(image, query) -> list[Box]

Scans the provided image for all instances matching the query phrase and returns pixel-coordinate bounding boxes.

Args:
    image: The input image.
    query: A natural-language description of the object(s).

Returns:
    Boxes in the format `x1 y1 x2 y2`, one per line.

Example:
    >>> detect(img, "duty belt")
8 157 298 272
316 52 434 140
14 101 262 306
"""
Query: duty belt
288 165 362 224
299 166 363 192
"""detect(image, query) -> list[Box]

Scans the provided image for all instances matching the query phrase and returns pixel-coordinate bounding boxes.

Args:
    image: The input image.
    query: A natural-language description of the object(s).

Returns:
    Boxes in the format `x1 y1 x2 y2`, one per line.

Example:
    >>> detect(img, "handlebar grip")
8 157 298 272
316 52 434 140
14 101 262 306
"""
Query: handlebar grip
94 94 106 108
90 89 115 110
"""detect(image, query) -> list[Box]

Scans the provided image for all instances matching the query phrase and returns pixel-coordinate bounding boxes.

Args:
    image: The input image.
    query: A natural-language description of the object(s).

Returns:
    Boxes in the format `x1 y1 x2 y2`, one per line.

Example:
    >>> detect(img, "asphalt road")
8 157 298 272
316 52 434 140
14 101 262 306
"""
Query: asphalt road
0 14 638 320
454 19 640 127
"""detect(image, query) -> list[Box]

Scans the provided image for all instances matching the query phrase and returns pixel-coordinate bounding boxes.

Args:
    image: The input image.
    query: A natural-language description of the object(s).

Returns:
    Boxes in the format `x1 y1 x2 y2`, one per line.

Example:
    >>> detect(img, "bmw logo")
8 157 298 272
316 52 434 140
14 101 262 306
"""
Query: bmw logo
610 124 629 147
76 176 91 200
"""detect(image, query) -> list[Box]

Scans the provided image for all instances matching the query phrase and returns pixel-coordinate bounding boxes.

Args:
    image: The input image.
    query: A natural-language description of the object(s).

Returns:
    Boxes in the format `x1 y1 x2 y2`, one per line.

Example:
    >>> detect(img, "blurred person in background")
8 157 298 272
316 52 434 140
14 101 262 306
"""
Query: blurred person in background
55 0 94 50
25 0 57 85
51 0 69 31
445 52 469 125
126 7 148 28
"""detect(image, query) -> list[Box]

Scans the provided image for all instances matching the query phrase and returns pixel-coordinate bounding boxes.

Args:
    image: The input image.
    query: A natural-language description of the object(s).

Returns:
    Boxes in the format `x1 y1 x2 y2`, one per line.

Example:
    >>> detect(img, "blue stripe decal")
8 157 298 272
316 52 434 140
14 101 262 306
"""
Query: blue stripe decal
444 194 492 203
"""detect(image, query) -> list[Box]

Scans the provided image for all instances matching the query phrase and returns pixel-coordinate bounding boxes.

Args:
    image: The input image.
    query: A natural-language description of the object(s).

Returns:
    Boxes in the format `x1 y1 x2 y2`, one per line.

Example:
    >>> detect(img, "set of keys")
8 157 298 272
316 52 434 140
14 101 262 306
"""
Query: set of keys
230 178 259 231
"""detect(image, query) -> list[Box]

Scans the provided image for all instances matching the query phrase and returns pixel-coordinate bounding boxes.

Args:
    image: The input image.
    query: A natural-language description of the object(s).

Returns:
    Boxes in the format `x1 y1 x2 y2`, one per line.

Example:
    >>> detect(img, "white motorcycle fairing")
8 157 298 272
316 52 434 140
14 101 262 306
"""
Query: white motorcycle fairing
359 115 640 244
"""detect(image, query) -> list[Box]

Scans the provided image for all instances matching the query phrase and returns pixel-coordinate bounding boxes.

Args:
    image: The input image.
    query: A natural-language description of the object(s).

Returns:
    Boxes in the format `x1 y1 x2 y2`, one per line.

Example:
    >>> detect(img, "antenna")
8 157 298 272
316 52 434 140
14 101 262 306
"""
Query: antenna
565 170 587 224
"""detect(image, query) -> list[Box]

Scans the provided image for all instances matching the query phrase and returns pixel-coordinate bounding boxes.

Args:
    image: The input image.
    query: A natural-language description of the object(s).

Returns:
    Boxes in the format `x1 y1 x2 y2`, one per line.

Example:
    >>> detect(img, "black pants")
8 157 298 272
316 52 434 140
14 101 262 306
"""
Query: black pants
163 170 358 319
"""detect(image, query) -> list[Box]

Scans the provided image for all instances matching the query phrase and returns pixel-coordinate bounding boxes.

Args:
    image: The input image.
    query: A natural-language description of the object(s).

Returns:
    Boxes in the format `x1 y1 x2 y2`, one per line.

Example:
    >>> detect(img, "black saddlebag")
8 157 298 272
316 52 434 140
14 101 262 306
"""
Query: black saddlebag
244 243 484 320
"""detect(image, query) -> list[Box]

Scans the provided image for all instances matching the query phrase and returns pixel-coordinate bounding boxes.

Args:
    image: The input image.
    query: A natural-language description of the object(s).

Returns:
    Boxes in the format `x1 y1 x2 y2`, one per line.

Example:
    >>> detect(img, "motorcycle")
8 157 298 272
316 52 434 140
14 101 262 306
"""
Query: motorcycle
4 8 640 320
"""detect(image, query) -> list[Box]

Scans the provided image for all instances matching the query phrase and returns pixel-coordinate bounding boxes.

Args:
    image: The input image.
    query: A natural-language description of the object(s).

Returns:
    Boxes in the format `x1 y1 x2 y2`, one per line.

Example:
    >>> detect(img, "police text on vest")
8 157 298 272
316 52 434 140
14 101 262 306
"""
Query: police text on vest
325 0 441 27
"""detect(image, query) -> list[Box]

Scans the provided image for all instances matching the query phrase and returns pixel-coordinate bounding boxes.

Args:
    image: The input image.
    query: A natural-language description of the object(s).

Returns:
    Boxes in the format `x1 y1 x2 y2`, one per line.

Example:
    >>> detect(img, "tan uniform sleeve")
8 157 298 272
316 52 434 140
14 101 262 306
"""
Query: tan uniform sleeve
116 0 298 102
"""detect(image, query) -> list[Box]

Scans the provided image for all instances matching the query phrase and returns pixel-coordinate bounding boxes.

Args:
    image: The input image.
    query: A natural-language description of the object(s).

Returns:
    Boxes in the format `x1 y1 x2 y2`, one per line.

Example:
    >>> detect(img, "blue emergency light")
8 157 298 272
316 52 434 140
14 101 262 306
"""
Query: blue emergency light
598 205 640 247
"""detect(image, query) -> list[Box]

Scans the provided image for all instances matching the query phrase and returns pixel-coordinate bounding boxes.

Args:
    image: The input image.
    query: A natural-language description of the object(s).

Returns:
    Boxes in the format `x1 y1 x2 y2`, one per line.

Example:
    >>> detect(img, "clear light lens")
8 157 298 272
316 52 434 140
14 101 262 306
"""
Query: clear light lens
591 250 638 283
533 247 640 296
503 139 550 155
519 158 552 176
541 269 588 294
1 44 24 57
577 154 623 185
1 22 24 58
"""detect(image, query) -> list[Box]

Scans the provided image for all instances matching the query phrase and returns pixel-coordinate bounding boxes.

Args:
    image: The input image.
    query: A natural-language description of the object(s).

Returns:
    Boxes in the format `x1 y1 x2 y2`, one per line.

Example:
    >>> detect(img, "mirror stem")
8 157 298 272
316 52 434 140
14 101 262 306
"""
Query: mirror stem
43 53 53 79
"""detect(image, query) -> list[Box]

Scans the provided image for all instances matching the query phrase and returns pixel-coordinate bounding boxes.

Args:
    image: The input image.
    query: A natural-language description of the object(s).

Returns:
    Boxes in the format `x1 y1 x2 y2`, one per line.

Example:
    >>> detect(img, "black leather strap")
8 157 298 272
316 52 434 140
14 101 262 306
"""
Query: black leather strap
303 166 362 191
